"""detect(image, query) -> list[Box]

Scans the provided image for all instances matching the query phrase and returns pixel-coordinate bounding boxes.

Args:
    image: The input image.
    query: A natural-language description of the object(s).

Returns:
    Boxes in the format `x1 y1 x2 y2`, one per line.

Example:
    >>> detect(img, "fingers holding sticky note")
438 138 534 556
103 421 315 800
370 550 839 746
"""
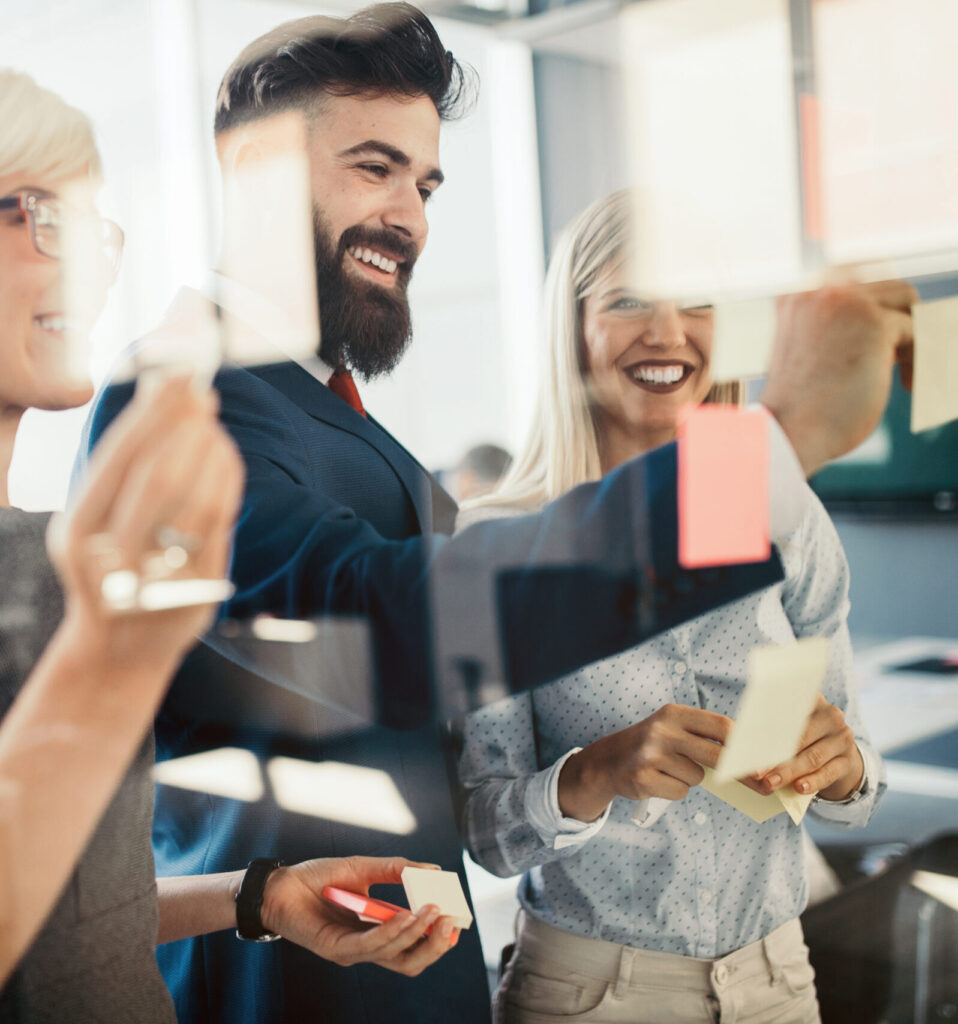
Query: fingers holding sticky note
713 637 830 784
700 767 813 826
401 867 473 931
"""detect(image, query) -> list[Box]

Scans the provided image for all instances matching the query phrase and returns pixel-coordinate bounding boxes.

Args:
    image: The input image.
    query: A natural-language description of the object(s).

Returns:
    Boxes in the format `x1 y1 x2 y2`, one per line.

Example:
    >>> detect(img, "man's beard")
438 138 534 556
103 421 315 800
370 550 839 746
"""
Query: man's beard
313 210 417 380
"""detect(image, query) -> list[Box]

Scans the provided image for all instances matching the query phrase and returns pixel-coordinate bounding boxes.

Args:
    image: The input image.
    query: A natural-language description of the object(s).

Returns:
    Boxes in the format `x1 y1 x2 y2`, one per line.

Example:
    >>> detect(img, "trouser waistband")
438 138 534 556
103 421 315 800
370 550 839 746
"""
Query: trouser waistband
516 913 804 998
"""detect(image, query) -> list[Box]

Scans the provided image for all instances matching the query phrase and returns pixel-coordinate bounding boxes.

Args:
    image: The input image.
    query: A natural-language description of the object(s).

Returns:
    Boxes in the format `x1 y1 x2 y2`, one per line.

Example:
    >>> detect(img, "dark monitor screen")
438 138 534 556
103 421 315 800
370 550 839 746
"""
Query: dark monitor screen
810 277 958 517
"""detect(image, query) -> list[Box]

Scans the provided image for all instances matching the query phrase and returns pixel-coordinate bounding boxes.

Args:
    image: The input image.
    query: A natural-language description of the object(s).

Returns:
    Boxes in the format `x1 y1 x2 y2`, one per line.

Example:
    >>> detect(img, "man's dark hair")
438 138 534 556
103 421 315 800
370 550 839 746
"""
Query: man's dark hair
214 2 473 134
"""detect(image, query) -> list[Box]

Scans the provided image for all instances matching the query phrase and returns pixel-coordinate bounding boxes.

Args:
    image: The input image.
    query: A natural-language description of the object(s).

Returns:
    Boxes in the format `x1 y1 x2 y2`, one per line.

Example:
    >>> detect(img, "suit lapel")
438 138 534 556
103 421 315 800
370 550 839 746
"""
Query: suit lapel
249 361 457 535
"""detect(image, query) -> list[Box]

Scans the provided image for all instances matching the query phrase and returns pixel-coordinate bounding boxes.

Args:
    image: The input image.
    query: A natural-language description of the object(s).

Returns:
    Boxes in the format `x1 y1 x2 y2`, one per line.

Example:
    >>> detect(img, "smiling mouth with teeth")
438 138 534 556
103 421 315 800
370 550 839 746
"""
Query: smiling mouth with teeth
34 315 78 334
628 363 691 389
347 245 400 276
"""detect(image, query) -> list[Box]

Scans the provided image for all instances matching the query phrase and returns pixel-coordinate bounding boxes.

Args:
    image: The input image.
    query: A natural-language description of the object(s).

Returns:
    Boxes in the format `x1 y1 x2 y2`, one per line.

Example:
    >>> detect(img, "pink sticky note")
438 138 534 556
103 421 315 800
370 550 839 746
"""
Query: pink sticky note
678 405 770 568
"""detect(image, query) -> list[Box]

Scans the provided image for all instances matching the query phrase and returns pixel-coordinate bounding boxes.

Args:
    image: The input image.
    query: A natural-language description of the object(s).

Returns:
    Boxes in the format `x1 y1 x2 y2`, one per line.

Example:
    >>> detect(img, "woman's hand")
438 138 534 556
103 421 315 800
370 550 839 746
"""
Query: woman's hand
260 857 460 977
557 704 732 822
47 377 244 675
746 694 863 801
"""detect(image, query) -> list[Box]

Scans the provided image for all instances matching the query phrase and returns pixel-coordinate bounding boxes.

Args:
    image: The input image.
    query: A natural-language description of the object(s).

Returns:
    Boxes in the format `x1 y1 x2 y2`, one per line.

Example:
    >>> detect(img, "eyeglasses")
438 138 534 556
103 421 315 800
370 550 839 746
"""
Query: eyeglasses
0 191 124 280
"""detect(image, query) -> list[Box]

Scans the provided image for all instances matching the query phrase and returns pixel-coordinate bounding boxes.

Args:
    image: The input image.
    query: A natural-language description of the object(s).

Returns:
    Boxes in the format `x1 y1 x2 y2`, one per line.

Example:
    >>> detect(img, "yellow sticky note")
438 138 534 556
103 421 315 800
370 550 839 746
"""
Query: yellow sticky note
621 0 803 299
401 867 473 930
713 638 829 782
911 870 958 913
219 111 319 369
711 298 778 382
700 768 812 825
912 297 958 433
776 785 815 826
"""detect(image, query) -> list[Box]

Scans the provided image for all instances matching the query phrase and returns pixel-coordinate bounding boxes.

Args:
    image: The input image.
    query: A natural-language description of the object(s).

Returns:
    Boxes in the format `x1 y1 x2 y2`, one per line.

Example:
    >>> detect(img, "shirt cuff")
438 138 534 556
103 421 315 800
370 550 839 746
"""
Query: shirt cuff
812 741 881 819
762 407 812 541
524 748 612 851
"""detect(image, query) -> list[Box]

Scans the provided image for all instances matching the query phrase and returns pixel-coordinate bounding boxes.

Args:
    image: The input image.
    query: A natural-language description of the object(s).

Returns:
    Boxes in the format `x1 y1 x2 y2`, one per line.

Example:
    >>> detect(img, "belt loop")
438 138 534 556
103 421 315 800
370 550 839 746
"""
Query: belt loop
762 934 783 986
614 946 636 999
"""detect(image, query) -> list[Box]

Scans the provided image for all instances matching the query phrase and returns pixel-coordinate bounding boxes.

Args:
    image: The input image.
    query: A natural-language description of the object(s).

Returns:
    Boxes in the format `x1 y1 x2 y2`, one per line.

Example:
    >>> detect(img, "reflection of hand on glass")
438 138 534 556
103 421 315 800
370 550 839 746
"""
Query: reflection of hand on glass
20 174 232 613
52 376 243 648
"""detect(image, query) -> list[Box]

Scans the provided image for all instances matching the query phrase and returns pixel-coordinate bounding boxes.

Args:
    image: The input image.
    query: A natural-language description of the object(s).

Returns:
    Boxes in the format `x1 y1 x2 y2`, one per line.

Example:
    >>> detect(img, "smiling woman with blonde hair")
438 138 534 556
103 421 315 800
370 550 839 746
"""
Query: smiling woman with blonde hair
469 189 739 514
458 189 883 1024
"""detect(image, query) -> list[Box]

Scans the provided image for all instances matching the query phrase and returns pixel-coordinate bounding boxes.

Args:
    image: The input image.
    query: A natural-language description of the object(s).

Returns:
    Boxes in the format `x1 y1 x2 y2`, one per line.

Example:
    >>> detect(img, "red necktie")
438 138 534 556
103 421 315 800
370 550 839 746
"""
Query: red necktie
327 367 366 417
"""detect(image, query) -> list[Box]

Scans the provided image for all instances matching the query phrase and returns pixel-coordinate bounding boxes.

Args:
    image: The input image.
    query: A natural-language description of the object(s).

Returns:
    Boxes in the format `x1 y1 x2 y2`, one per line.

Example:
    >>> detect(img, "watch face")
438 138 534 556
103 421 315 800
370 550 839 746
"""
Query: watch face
235 929 282 943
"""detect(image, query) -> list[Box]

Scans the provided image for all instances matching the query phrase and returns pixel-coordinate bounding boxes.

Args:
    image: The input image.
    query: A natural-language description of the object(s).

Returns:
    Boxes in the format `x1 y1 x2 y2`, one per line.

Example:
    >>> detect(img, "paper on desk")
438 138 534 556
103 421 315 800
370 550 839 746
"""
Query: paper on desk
713 637 829 782
711 298 777 382
401 867 473 929
911 869 958 913
678 405 770 568
701 767 813 825
912 296 958 433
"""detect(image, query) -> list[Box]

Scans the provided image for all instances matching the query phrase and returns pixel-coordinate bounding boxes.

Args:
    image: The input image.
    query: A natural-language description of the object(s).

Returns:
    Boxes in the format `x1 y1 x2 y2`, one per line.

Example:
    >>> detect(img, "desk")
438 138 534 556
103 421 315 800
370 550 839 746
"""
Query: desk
808 635 958 848
856 637 958 756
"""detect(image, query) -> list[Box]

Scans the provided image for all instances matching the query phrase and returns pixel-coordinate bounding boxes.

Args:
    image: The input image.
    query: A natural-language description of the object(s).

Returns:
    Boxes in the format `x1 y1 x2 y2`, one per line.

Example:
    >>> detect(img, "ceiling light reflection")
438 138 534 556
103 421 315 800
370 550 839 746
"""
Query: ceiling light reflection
153 746 264 801
267 757 417 835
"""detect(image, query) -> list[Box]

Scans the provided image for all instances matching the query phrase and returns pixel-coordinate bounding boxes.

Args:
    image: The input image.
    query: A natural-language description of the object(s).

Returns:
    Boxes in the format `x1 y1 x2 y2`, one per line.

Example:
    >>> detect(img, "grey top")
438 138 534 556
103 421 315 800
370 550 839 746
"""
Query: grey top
0 509 175 1024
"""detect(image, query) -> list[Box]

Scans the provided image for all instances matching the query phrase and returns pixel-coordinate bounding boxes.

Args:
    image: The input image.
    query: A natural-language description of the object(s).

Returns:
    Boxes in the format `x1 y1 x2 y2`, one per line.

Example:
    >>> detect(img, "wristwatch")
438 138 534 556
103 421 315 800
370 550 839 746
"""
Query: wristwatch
235 858 284 942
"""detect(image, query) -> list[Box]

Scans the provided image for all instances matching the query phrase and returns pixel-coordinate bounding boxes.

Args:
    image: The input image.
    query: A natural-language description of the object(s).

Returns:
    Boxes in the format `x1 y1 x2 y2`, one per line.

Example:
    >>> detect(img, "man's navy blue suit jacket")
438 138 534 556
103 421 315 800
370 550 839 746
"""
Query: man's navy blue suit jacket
87 355 784 1024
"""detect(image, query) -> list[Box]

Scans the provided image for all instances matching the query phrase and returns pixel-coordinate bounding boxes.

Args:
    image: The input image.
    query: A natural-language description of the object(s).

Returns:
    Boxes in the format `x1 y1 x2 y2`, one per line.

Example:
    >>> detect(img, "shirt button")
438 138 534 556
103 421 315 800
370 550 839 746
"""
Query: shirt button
714 964 729 985
693 811 708 826
672 660 688 676
700 889 713 904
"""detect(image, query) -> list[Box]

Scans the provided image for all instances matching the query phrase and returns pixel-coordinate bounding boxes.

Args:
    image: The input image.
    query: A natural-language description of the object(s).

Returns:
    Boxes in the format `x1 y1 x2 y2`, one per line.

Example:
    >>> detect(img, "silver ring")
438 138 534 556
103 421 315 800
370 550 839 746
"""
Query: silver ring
154 526 201 552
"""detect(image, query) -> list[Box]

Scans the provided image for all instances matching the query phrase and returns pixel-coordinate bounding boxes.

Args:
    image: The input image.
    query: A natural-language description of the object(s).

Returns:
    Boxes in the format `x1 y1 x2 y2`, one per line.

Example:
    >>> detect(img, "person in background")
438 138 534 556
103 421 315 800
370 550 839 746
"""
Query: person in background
0 68 457 1022
458 190 896 1024
443 444 513 503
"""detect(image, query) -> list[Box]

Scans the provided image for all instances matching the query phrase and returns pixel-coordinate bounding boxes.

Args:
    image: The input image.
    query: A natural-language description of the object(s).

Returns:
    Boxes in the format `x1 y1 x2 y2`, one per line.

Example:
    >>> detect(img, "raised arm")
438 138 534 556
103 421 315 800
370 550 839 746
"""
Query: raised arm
83 280 913 730
0 380 242 986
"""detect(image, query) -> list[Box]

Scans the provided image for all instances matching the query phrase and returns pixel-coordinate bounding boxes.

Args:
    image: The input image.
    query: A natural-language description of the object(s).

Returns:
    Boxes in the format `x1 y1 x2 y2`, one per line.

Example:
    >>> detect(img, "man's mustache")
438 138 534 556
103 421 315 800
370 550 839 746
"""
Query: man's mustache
336 226 418 278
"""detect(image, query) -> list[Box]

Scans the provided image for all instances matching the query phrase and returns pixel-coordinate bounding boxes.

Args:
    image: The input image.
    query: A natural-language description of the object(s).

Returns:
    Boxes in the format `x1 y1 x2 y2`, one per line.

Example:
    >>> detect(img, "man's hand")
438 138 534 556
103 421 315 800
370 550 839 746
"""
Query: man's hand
761 280 916 476
558 704 732 822
745 694 864 802
260 857 460 977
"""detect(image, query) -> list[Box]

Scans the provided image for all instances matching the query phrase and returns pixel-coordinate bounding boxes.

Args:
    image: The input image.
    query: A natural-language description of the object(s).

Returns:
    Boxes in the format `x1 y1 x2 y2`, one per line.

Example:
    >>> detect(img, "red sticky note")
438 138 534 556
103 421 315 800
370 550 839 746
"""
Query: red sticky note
678 405 770 568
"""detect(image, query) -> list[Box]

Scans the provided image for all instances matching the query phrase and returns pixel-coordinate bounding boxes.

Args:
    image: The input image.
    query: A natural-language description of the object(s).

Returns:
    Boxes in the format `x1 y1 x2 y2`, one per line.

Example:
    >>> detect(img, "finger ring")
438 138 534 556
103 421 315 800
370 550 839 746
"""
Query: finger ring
155 526 201 552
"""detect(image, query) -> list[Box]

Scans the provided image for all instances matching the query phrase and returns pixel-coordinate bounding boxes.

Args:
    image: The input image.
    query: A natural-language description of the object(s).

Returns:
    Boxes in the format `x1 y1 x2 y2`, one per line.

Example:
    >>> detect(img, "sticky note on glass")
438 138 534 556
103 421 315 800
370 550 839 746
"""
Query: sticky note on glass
713 637 828 782
678 405 770 568
711 298 777 382
620 0 803 300
701 768 813 825
912 296 958 433
218 110 319 369
401 867 473 929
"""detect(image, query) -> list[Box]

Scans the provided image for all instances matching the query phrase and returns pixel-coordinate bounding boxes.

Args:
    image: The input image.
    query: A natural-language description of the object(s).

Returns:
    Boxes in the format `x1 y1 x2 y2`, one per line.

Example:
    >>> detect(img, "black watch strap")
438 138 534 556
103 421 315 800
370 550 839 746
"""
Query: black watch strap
235 858 284 942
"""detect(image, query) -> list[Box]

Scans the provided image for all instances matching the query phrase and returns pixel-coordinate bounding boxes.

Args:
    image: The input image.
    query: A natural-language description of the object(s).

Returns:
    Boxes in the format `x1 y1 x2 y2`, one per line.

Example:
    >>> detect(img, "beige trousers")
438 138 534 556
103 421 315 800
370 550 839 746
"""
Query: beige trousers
494 913 821 1024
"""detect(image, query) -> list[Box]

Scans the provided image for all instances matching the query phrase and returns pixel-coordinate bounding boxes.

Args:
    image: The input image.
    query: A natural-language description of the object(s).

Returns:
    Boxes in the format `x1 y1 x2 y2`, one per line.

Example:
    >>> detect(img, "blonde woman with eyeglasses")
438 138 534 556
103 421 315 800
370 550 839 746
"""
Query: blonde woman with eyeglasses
458 190 890 1024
